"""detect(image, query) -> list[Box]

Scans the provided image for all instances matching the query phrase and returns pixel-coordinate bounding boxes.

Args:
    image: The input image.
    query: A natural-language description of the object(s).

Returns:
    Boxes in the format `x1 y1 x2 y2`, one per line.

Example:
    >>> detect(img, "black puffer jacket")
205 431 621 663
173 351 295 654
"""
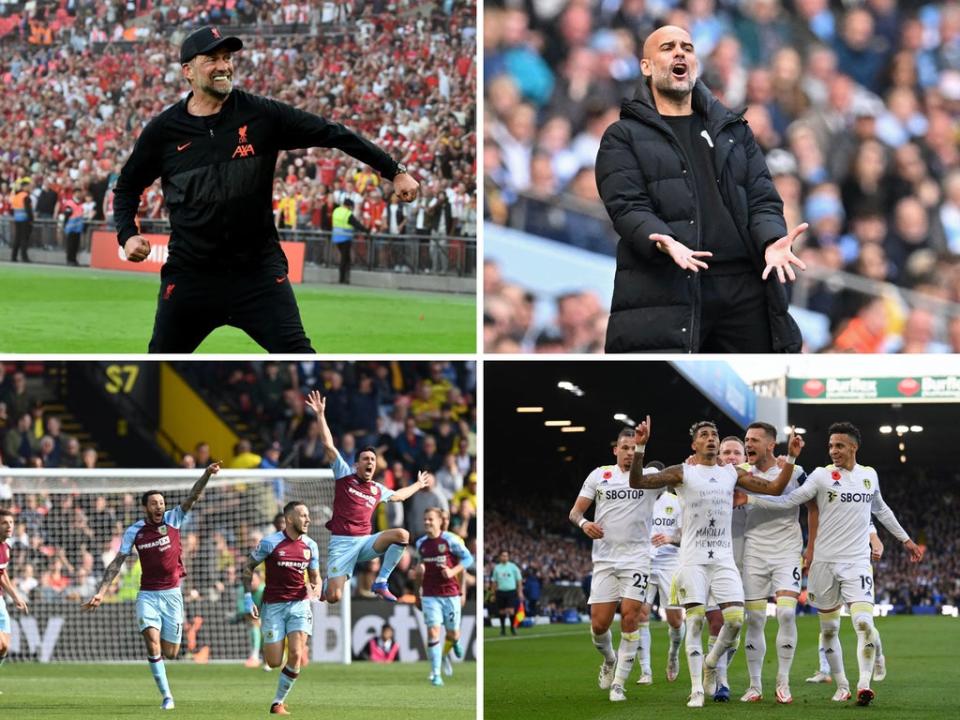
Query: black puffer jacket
595 80 802 353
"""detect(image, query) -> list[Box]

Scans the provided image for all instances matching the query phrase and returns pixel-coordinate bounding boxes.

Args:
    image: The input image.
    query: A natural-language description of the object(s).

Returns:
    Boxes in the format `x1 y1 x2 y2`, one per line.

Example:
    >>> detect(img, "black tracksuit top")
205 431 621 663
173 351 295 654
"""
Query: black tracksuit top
114 89 400 271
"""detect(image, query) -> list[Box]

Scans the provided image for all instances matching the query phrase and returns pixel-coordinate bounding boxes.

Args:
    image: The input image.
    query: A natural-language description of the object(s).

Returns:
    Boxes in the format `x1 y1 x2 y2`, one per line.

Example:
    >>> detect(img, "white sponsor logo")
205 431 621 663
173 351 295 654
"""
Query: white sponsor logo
137 535 172 551
347 485 377 506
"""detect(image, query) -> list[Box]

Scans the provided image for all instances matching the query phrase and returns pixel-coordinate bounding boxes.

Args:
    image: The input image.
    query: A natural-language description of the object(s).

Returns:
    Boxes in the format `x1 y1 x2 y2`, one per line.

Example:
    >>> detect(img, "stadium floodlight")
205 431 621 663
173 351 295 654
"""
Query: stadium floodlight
561 426 586 433
558 446 567 452
544 420 572 427
1 468 351 664
613 413 635 425
895 424 909 434
910 425 924 432
879 425 893 434
516 406 544 413
793 427 807 435
557 381 584 397
900 455 907 463
613 413 627 420
899 442 906 451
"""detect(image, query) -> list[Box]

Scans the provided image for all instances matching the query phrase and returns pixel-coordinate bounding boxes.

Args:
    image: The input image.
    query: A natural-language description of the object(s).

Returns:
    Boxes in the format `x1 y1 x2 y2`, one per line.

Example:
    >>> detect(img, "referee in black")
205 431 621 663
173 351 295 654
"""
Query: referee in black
114 26 419 353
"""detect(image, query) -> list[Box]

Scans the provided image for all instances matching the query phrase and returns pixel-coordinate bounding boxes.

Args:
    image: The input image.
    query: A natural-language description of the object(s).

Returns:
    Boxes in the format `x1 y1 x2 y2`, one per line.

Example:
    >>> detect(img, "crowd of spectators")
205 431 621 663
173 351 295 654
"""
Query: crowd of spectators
487 468 958 619
0 364 101 470
484 0 960 353
1 360 478 619
1 0 477 267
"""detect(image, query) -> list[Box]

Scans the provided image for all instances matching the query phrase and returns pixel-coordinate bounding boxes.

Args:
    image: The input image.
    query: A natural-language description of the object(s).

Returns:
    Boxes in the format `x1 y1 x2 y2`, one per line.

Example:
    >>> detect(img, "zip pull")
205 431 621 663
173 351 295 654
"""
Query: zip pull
209 129 214 138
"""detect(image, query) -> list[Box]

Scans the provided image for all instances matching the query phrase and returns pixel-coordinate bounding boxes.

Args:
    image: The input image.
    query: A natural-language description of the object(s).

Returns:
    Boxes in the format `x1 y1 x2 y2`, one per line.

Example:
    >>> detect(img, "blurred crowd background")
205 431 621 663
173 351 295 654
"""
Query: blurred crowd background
484 0 960 352
0 0 477 274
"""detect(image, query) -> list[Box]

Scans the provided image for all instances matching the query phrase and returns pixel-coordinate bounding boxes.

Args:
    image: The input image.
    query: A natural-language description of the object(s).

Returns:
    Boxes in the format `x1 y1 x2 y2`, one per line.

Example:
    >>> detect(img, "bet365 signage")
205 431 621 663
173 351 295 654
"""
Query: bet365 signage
789 376 960 403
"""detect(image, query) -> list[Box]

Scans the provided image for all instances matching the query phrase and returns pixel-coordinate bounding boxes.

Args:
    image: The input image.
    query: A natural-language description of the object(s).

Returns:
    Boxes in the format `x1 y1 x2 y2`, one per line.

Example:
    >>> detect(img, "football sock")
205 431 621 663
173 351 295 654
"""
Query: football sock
776 597 798 680
428 640 442 677
707 606 744 669
819 610 847 687
874 628 883 659
668 624 684 661
249 626 261 655
148 655 172 699
274 665 299 704
613 629 640 685
591 629 616 664
0 653 6 667
685 606 706 693
744 600 767 689
850 602 877 688
818 632 830 674
376 543 406 584
638 621 651 673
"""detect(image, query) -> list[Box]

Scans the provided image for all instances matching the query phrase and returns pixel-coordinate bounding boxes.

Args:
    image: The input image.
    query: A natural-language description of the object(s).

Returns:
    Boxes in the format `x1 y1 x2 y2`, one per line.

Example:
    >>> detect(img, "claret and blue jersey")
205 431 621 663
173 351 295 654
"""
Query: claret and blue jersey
251 531 320 603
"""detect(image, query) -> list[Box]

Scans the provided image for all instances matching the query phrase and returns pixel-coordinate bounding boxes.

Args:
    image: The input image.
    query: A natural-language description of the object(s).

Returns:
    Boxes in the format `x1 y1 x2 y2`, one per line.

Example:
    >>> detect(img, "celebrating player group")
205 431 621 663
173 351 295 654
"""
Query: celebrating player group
569 416 923 708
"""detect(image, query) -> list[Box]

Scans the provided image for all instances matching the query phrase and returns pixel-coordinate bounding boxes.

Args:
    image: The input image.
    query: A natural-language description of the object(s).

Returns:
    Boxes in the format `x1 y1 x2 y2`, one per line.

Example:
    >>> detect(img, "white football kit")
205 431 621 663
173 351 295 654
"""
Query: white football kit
579 465 659 604
650 490 682 609
741 463 807 599
672 464 744 606
747 464 909 609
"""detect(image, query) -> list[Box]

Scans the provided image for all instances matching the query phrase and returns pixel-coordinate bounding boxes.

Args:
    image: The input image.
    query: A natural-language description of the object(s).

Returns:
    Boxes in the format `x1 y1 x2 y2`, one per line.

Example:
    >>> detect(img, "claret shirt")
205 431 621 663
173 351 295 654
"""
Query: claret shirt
251 530 320 603
120 506 187 591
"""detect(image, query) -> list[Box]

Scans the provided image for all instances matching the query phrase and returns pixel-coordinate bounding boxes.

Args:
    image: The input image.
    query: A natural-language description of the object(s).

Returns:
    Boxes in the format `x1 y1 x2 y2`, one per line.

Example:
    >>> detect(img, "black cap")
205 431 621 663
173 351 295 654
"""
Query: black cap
180 26 243 64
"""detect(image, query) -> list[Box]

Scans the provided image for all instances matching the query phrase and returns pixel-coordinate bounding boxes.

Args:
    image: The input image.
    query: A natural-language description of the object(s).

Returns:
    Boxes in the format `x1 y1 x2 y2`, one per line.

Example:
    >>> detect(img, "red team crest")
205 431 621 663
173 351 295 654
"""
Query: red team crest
211 27 221 39
232 124 255 158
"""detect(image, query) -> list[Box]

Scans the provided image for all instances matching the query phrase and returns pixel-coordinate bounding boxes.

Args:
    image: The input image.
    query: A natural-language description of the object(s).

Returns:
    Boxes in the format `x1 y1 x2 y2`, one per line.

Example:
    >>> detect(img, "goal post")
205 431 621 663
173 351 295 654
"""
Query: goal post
0 468 352 664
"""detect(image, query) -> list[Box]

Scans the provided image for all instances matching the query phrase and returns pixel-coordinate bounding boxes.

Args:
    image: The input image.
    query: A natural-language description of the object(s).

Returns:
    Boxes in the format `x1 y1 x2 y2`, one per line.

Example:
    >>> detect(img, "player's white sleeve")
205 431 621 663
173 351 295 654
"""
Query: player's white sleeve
747 471 820 509
578 469 599 501
871 489 909 542
331 450 352 480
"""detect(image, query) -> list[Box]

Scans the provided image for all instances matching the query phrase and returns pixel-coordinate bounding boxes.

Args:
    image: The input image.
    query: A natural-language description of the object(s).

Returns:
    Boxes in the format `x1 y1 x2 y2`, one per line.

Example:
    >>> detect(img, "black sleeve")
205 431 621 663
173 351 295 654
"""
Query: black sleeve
348 213 368 233
114 119 163 246
24 195 33 222
268 98 399 180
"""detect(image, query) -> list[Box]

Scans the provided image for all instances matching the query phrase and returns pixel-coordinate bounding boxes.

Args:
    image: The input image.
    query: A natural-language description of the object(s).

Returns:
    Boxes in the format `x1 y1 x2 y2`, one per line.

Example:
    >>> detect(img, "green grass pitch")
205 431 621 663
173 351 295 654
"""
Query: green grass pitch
0 659 475 719
0 265 476 353
484 616 952 719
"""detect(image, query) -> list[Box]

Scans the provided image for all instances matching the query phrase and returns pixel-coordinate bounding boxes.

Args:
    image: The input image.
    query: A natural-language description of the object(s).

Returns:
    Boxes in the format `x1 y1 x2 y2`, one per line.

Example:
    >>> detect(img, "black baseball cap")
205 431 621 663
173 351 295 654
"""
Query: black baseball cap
180 26 243 64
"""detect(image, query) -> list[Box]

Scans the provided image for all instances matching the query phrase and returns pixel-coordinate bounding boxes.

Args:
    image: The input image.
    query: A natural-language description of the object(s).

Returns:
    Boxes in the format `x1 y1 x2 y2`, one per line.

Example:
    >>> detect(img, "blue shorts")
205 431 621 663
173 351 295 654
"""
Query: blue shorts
136 588 184 644
0 600 9 634
327 533 384 579
422 595 461 631
260 600 313 644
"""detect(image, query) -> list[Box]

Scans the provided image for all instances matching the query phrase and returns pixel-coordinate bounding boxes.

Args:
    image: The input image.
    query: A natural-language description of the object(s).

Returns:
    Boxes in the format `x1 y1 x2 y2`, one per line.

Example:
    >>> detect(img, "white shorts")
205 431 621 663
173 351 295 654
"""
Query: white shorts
673 562 744 607
742 552 802 600
588 562 653 605
807 560 874 610
650 562 680 609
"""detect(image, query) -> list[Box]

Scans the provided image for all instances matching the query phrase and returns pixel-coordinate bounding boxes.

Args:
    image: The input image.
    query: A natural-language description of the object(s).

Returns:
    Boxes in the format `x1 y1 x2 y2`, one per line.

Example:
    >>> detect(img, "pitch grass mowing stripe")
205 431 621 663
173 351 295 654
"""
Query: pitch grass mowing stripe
0 265 475 353
0 660 475 719
484 615 951 720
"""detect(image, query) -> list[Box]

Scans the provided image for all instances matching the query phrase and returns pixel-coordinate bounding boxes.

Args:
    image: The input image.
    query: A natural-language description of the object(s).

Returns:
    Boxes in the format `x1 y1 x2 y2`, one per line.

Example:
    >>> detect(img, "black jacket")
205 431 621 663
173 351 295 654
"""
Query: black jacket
595 80 802 353
114 90 400 270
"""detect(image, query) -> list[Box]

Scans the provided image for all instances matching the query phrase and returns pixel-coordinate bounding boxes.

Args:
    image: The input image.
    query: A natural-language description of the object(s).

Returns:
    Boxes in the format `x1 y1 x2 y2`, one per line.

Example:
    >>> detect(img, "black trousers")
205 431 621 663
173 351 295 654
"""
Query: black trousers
698 270 773 353
337 240 351 284
148 265 314 353
12 221 31 261
66 231 81 264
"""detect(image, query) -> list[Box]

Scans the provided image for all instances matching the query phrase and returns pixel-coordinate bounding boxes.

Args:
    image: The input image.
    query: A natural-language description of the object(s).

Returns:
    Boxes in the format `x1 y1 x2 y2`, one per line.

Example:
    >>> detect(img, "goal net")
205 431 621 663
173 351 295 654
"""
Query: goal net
0 468 353 664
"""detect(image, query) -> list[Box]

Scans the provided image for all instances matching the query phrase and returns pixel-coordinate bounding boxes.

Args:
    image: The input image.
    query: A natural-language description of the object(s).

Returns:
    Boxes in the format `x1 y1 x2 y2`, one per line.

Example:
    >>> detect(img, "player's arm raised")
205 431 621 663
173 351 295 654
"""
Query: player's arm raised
388 470 430 502
629 415 682 488
569 495 603 540
181 461 220 513
241 555 263 619
0 571 28 612
736 432 805 495
82 551 130 610
304 390 339 465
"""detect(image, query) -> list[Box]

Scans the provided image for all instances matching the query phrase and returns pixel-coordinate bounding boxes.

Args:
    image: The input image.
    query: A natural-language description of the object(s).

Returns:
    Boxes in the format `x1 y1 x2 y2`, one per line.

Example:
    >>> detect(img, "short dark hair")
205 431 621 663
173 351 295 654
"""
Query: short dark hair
283 500 306 515
141 490 164 506
0 507 14 520
828 421 861 446
690 420 718 437
358 445 378 458
645 460 665 471
746 421 777 441
273 512 285 524
617 428 635 441
720 435 744 448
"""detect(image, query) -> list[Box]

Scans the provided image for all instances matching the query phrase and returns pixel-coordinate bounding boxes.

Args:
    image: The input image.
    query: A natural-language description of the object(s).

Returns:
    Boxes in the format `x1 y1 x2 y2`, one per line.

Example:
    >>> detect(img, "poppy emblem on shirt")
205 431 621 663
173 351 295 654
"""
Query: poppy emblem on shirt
602 470 612 480
831 471 841 481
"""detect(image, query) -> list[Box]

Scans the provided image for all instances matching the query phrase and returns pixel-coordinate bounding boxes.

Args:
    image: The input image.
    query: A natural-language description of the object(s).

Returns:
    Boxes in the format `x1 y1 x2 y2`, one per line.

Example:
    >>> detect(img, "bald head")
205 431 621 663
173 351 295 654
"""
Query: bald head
640 25 699 114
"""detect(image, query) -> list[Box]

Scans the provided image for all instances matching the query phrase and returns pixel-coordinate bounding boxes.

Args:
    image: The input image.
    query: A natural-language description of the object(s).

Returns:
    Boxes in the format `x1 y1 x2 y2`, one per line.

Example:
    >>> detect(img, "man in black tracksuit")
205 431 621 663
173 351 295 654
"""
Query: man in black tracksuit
595 25 806 353
114 26 419 353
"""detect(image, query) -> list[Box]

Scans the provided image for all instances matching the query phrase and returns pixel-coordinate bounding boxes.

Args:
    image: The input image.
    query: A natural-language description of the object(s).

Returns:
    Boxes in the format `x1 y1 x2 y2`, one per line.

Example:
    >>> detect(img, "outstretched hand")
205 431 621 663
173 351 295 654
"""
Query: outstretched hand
305 390 325 417
762 223 808 283
650 234 712 272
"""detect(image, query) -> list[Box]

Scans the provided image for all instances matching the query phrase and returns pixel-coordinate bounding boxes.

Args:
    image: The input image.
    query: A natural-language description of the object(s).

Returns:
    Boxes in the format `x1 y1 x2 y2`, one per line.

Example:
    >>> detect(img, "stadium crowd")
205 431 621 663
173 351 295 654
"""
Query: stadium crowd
484 0 960 353
0 0 477 269
1 360 478 618
486 468 958 621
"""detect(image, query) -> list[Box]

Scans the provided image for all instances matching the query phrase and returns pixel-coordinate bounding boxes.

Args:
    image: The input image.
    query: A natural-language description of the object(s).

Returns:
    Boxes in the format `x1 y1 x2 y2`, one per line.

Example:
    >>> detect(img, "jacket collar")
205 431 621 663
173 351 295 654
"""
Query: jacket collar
623 78 741 133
